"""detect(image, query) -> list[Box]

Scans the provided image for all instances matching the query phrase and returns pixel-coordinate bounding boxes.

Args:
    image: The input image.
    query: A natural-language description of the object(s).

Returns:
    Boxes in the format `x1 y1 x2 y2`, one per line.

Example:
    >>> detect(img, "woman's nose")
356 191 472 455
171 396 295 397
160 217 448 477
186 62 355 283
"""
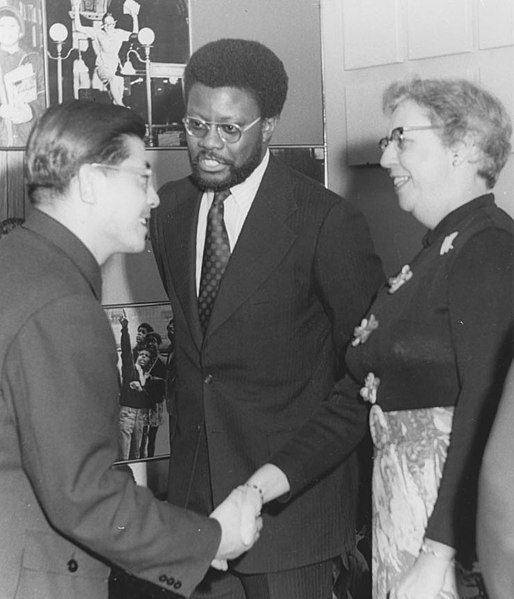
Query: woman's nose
379 143 398 169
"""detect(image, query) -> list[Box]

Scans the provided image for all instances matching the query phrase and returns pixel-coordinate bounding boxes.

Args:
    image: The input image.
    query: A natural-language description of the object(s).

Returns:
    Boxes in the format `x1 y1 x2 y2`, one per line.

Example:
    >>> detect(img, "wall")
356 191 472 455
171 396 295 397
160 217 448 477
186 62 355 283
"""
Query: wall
3 0 513 285
321 0 514 274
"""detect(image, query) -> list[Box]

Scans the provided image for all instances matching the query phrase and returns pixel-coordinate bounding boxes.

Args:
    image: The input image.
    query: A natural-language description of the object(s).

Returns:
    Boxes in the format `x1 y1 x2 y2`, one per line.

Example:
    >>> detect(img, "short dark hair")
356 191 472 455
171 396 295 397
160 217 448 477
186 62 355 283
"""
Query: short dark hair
383 77 512 188
145 332 162 346
184 38 288 118
138 323 154 334
25 100 146 204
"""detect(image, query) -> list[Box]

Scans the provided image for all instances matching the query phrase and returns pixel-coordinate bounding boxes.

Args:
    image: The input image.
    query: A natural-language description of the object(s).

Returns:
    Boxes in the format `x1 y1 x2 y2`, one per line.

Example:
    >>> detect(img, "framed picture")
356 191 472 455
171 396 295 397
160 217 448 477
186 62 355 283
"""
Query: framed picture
271 147 325 184
0 1 48 148
103 300 174 464
45 0 190 147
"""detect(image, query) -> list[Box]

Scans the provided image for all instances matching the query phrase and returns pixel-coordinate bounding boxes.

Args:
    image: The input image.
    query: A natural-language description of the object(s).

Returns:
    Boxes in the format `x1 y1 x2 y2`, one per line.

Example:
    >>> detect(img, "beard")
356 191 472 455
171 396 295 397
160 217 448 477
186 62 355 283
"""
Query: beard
189 137 264 191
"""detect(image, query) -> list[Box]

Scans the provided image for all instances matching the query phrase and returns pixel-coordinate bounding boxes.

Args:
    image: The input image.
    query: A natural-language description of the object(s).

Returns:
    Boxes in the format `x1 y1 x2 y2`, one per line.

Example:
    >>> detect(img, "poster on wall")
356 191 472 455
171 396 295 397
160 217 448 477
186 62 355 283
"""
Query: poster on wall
104 301 174 463
45 0 190 147
0 1 47 148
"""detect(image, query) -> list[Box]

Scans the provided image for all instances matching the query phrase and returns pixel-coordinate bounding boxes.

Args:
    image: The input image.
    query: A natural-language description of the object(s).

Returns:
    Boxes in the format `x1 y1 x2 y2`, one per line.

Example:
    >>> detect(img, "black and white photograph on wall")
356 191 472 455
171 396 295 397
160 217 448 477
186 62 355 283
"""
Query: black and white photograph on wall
0 1 46 148
103 301 175 464
45 0 189 147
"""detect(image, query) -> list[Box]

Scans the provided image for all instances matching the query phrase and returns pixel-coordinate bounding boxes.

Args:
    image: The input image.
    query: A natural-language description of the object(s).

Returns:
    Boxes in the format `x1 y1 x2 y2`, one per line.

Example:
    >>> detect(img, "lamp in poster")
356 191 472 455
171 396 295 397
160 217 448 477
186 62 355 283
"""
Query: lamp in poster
45 0 189 147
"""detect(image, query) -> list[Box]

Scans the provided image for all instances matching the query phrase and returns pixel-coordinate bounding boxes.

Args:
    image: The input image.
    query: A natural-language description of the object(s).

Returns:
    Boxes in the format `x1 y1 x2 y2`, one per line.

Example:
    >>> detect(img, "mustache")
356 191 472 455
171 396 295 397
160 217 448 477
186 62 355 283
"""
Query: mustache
192 151 232 166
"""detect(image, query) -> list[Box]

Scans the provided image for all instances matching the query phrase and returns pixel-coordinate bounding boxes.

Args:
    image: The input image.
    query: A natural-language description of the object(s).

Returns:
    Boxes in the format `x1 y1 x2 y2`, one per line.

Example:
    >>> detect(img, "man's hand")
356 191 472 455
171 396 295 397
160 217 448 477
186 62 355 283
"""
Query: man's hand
209 485 263 570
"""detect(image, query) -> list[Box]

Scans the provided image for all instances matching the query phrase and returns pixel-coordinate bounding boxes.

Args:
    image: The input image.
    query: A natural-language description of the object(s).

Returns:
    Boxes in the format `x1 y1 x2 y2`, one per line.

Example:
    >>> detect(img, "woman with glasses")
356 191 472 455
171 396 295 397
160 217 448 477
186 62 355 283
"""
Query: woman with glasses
245 77 513 599
357 77 513 598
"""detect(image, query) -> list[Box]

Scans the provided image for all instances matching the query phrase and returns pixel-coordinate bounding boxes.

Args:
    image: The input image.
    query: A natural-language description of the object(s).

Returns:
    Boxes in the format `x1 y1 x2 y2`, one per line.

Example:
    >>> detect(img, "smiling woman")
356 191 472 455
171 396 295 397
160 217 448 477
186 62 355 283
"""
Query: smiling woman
362 77 514 599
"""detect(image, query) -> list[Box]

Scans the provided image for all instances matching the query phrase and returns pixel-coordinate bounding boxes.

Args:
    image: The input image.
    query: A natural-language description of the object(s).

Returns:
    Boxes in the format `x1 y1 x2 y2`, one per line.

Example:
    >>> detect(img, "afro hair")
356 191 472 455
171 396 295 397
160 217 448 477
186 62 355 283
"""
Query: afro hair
184 38 288 118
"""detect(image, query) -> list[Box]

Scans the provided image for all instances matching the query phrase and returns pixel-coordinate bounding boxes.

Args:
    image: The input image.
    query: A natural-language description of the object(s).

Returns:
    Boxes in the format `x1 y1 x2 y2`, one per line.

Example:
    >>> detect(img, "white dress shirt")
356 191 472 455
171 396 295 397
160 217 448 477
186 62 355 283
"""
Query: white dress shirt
195 150 270 294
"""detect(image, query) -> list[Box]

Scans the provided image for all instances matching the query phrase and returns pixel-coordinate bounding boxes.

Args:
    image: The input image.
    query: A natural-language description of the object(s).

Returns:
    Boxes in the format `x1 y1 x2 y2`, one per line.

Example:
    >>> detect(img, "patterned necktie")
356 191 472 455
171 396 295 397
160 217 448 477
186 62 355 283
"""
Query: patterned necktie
198 189 231 334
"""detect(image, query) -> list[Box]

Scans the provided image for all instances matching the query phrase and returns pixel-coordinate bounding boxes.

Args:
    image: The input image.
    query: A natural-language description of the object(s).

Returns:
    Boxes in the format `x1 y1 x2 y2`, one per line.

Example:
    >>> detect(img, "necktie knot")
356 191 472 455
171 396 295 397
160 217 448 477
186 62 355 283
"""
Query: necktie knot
213 188 231 207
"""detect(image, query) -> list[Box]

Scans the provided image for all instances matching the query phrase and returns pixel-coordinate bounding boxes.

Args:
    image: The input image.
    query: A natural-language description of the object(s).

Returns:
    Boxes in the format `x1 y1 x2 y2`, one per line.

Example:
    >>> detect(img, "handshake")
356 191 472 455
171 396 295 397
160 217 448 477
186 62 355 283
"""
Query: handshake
209 483 263 571
208 464 290 570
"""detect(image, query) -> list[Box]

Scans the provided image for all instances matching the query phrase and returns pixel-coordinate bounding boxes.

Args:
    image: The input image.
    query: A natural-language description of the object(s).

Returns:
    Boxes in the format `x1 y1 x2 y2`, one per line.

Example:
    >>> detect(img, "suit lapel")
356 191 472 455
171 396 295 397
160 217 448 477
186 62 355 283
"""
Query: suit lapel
162 183 204 350
206 158 297 337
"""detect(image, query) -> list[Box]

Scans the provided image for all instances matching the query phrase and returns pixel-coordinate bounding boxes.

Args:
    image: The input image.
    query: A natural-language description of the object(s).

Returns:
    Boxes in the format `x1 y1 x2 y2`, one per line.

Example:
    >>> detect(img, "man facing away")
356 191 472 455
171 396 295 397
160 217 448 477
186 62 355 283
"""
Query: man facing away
0 100 261 599
150 38 385 598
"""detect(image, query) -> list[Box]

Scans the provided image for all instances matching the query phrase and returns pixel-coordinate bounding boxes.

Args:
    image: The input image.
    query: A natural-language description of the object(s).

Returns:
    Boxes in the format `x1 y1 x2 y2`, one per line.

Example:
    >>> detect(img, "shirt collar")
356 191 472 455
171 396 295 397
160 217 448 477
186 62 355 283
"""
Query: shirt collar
23 208 103 300
422 194 495 247
208 150 270 207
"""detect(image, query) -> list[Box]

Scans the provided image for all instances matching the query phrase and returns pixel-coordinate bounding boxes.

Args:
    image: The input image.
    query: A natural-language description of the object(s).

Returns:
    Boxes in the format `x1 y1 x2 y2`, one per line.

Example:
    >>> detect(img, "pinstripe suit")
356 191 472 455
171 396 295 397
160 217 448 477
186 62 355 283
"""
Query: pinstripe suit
150 156 385 575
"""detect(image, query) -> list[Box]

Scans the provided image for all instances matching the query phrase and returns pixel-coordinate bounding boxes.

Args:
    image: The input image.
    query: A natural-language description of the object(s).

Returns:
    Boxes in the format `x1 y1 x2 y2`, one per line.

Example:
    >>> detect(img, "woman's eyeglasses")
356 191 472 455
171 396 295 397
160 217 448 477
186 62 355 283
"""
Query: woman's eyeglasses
379 125 440 152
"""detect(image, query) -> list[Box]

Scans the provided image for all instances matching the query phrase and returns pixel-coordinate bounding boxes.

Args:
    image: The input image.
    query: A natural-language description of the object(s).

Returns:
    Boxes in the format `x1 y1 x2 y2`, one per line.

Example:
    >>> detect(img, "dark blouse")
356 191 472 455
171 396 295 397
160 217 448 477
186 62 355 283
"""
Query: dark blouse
347 194 514 556
273 194 514 561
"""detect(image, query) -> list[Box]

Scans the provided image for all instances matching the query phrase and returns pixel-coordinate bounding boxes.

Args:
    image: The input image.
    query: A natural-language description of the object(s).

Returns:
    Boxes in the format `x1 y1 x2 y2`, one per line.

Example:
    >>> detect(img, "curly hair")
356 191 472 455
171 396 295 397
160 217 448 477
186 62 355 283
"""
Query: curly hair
383 77 512 189
184 38 288 118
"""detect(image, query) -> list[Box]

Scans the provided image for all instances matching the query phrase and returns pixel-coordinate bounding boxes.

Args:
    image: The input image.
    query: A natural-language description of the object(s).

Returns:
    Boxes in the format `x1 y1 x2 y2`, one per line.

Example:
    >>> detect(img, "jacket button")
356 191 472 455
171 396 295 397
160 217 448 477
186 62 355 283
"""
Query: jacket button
204 374 213 384
174 581 182 589
67 558 78 573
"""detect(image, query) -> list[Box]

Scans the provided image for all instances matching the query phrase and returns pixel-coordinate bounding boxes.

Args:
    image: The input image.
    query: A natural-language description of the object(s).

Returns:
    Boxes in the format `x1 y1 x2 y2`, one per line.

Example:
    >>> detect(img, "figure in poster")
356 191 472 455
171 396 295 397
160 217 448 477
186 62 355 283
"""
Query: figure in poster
72 0 139 106
0 6 44 147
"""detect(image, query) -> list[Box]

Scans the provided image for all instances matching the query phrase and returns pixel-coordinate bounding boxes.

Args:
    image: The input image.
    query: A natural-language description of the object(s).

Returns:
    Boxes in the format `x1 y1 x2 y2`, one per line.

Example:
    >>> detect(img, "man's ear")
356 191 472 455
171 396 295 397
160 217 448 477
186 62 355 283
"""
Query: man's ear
261 116 279 145
76 164 98 205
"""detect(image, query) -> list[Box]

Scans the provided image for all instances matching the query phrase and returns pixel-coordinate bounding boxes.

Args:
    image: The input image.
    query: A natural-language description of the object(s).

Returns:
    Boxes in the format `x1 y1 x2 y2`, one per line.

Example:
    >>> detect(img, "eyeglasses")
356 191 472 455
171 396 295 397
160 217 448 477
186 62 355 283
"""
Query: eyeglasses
90 163 153 193
182 115 261 144
378 126 440 152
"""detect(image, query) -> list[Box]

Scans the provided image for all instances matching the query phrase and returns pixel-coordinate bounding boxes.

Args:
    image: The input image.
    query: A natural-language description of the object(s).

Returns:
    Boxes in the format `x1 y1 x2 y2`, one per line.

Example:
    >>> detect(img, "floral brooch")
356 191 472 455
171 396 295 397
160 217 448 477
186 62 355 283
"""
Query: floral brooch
351 314 379 347
388 264 413 294
440 232 459 255
360 372 380 404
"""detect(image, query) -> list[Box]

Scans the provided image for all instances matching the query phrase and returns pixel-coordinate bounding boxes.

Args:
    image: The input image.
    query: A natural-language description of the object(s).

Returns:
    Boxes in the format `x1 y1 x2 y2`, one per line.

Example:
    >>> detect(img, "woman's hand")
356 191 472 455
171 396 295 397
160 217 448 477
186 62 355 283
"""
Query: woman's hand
388 540 454 599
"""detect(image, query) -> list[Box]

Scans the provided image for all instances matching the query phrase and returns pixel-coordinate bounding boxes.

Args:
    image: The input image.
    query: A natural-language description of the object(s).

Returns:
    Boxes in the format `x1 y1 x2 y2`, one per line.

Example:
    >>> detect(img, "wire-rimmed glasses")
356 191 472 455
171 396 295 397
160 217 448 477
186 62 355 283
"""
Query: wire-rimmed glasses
182 115 261 144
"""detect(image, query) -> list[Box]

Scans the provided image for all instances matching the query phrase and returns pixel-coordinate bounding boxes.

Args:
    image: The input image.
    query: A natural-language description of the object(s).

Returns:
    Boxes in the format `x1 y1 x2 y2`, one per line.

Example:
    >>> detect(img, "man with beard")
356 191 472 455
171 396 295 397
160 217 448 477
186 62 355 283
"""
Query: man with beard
150 38 385 599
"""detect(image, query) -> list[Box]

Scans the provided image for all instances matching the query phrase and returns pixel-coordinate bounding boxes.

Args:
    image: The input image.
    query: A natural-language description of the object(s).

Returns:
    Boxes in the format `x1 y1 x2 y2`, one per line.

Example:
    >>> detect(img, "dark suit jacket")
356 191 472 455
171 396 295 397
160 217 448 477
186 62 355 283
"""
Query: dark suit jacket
150 156 385 573
0 210 220 598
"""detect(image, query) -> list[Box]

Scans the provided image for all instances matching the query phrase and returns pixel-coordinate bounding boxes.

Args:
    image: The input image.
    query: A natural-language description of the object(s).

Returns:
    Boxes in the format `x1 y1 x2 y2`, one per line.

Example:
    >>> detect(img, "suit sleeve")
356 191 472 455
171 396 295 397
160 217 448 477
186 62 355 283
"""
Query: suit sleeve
271 372 368 496
313 199 385 365
271 198 384 496
4 293 220 596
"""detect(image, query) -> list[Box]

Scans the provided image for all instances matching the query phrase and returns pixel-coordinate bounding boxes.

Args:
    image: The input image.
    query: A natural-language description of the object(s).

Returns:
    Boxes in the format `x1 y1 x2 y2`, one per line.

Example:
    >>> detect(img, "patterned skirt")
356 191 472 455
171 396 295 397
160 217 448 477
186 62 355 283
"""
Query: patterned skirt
369 404 487 599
